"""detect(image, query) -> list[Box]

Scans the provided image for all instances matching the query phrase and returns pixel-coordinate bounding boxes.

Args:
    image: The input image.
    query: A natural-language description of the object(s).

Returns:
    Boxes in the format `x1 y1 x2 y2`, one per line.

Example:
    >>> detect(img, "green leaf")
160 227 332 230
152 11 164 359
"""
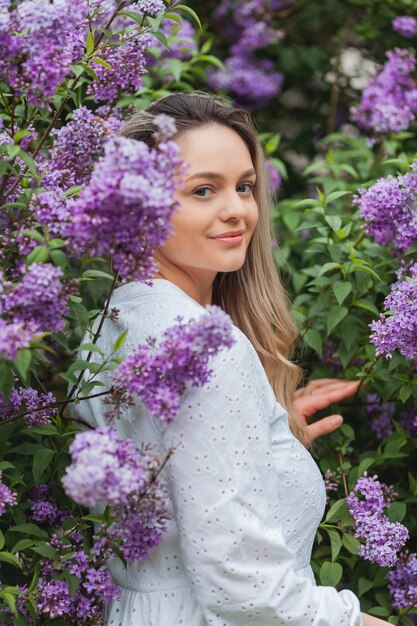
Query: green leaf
150 30 169 50
82 513 107 523
358 576 374 596
387 501 406 523
8 524 48 539
319 262 342 276
14 348 32 383
90 57 112 70
30 544 59 560
304 328 323 356
33 448 55 483
326 528 342 562
352 299 380 317
319 561 342 586
174 4 202 29
0 552 22 569
21 229 45 243
0 530 4 550
0 362 15 403
25 424 57 436
325 498 348 523
342 532 360 556
0 591 17 614
326 190 351 204
81 269 115 280
113 329 129 352
325 215 342 233
332 281 352 306
11 539 34 553
327 306 348 335
76 342 105 356
86 30 95 55
196 54 225 69
399 384 413 403
27 246 49 264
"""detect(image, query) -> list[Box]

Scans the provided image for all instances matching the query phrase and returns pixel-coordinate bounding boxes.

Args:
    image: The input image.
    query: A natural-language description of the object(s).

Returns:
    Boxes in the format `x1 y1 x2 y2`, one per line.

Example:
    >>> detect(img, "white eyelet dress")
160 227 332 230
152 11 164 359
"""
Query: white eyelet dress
73 279 363 626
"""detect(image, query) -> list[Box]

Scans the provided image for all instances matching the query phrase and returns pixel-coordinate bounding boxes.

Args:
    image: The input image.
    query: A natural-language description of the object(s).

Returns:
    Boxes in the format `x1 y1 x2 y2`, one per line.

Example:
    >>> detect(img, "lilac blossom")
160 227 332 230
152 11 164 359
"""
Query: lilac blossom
106 306 236 422
351 48 417 134
0 472 17 517
27 484 66 525
65 134 184 281
0 387 57 427
89 34 152 103
208 55 283 110
63 429 169 564
0 0 88 105
41 105 122 188
266 160 282 192
369 262 417 361
133 0 165 16
347 474 409 567
62 427 162 507
209 0 286 109
353 164 417 252
400 406 417 436
2 263 68 334
392 16 417 38
364 393 395 440
0 318 33 361
387 551 417 608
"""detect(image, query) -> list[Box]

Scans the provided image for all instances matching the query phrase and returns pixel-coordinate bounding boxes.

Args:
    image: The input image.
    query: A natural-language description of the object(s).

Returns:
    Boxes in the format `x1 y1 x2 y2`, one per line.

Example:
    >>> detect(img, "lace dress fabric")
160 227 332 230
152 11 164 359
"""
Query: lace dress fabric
73 279 363 626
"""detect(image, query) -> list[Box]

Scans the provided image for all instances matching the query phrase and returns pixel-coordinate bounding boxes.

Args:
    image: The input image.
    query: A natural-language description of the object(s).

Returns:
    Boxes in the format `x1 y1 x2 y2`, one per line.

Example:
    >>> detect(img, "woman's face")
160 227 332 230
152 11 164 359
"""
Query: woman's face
155 123 259 285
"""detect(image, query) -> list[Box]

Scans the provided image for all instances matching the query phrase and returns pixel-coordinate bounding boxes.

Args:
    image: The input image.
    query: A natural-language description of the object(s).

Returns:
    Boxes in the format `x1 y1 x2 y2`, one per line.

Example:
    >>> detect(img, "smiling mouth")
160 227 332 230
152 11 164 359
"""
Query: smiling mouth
210 233 244 244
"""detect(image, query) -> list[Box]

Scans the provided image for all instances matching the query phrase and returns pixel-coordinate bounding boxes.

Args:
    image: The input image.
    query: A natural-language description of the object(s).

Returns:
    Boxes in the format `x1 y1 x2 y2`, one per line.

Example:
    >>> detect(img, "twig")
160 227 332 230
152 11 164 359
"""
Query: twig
338 451 349 497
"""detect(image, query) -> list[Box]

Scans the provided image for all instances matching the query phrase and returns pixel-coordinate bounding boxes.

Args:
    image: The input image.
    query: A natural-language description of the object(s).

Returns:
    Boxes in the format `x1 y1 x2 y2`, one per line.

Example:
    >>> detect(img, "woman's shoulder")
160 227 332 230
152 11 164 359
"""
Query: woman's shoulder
110 279 205 321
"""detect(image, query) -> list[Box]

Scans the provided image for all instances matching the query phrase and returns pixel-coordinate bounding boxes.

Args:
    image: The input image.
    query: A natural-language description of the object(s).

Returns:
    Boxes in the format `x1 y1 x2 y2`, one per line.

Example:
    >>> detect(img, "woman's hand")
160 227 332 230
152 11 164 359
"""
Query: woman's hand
293 378 360 444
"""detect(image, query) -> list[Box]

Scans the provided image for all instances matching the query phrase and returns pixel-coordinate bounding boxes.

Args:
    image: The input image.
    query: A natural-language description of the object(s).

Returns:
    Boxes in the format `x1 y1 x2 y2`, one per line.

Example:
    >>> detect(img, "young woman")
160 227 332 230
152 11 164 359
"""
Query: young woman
75 92 391 626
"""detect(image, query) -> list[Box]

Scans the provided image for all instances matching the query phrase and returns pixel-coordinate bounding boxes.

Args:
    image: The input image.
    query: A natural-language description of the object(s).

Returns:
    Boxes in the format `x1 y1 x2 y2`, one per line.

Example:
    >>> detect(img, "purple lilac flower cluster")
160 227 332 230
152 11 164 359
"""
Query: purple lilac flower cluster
89 33 153 103
33 532 119 622
27 484 70 525
0 387 56 427
387 551 417 608
347 474 409 567
351 48 417 134
392 16 417 38
133 0 165 16
0 471 17 517
106 306 236 422
208 0 285 109
353 162 417 252
365 393 395 440
41 105 123 188
63 428 169 564
65 132 184 281
62 427 153 506
369 262 417 361
1 263 68 335
266 160 282 192
400 406 417 436
0 0 88 105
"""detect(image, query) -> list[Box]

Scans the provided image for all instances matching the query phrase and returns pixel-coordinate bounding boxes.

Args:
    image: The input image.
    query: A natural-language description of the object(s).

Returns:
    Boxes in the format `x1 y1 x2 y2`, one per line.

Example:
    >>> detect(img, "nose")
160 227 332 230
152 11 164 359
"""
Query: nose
220 189 248 221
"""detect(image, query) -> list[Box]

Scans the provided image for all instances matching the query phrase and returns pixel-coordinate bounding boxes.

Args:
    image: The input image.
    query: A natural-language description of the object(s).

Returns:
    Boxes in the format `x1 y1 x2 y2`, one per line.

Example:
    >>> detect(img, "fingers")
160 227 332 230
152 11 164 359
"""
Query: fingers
294 381 359 416
306 414 344 444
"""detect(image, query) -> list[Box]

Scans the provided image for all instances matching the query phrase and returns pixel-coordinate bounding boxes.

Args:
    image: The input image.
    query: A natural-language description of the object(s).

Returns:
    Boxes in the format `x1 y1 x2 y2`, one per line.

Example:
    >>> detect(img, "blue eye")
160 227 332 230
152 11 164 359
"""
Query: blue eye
194 186 212 197
238 182 255 193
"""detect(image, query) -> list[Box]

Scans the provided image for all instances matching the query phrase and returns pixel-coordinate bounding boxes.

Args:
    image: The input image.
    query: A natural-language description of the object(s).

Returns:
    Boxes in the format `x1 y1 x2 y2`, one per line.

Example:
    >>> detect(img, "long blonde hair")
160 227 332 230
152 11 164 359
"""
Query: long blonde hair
119 91 305 442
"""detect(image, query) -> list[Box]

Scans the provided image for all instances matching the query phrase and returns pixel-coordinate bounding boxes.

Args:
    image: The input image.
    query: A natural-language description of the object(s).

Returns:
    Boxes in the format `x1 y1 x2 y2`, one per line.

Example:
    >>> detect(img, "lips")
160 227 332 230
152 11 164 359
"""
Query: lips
210 229 245 239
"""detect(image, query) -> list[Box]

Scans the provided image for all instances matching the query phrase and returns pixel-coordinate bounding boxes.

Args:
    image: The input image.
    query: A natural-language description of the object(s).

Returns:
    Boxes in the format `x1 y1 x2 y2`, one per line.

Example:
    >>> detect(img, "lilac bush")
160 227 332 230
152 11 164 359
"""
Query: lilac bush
392 16 417 39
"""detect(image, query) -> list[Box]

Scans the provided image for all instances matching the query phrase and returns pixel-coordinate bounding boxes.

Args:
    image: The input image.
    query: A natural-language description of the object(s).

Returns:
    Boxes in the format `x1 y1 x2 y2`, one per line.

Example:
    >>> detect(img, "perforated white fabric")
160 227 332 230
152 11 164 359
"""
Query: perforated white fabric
73 279 363 626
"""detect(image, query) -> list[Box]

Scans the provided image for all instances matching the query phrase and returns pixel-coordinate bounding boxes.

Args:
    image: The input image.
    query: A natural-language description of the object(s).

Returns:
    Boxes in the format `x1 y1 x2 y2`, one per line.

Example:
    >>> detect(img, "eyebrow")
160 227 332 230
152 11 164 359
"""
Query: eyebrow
185 168 256 182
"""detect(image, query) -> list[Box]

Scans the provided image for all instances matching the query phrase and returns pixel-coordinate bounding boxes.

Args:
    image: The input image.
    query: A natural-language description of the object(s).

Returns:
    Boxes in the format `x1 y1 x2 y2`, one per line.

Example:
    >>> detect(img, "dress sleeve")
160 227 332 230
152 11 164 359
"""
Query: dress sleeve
158 327 363 626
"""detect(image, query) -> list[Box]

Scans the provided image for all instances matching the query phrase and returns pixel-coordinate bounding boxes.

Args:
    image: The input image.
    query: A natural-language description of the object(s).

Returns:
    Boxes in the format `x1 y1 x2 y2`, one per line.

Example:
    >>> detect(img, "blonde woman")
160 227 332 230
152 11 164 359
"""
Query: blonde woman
75 92 390 626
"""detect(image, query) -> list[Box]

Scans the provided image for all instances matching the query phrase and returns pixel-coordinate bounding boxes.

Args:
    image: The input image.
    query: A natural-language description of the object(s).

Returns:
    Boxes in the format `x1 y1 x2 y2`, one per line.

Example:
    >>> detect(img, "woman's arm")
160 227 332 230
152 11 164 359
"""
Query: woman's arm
362 613 392 626
159 326 363 626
